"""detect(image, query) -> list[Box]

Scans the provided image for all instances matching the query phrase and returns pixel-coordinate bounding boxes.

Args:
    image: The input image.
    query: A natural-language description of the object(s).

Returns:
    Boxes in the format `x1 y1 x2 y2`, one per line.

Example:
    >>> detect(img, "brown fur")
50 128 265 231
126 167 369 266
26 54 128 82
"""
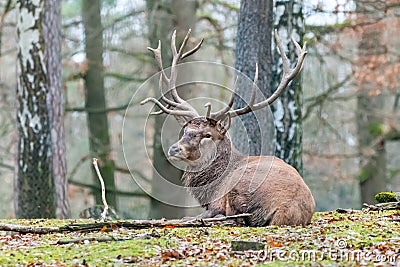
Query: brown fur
168 117 315 226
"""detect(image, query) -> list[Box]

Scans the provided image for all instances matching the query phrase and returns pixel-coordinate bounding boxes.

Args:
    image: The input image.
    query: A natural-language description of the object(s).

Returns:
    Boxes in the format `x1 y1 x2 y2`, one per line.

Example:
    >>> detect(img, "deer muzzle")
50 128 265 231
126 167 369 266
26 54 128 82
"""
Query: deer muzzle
168 144 180 156
168 143 185 161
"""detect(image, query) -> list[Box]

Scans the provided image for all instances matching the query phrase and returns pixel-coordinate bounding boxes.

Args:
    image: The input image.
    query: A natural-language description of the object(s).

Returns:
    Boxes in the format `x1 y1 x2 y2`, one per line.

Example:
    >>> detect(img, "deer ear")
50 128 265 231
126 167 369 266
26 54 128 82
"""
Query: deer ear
217 114 231 135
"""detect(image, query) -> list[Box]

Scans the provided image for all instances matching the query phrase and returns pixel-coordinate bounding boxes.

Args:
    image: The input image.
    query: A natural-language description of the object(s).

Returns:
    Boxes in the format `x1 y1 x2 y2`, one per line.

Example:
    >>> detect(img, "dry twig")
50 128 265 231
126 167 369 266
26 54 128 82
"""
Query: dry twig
92 158 109 221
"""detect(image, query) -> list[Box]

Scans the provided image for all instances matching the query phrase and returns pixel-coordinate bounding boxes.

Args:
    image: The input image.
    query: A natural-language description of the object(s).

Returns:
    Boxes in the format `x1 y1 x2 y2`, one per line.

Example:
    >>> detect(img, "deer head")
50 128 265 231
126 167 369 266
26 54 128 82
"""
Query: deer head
141 29 307 167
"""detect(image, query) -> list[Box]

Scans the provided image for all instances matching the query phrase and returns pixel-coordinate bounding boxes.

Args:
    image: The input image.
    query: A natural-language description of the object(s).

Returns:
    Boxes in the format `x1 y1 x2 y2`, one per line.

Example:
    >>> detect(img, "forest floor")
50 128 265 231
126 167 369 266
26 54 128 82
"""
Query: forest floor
0 210 399 266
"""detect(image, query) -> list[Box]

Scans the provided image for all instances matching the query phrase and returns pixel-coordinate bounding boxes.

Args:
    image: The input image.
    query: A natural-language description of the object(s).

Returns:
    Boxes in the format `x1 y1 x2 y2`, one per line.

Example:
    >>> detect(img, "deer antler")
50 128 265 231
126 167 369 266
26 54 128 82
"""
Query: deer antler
210 30 307 121
141 29 203 121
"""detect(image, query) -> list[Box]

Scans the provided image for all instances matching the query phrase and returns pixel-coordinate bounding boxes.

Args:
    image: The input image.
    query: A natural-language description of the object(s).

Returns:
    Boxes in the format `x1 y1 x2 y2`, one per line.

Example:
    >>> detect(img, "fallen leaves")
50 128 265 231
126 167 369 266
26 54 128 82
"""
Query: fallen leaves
0 210 400 266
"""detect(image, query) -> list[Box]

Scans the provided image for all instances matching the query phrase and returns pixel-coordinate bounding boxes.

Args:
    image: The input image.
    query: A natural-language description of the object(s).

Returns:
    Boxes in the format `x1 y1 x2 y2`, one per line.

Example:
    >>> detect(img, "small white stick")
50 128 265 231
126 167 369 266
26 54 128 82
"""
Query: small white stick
92 158 109 221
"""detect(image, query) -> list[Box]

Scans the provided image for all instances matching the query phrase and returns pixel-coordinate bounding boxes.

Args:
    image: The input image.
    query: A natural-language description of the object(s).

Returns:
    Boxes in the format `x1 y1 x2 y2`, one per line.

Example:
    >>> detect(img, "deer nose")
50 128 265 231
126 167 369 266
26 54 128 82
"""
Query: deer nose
168 144 180 156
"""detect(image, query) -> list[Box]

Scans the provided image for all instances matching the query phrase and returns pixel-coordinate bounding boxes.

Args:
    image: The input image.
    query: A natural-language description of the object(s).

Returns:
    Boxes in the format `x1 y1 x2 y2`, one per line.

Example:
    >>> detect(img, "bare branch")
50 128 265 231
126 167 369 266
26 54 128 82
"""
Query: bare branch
93 158 109 222
0 213 252 234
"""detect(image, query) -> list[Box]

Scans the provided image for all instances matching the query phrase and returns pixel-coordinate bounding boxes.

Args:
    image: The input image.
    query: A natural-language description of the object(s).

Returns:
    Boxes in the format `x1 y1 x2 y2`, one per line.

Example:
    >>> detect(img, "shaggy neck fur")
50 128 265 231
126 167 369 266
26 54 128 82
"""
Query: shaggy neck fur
182 136 244 206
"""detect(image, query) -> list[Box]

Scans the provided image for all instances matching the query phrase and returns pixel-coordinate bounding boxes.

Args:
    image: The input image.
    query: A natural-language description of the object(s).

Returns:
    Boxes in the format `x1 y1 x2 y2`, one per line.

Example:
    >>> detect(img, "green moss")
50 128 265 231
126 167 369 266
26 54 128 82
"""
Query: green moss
0 238 156 266
1 213 399 266
375 192 400 203
367 122 385 137
358 168 369 182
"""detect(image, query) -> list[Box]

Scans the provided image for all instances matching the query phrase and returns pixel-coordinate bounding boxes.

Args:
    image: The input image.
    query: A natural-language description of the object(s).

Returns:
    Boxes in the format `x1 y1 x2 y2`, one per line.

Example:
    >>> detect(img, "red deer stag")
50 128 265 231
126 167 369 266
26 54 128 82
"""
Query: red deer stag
141 29 315 226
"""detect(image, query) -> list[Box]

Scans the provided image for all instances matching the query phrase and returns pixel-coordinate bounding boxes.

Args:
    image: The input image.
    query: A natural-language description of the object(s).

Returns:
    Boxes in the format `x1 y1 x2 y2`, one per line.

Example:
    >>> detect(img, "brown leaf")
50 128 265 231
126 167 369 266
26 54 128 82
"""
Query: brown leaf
161 249 184 261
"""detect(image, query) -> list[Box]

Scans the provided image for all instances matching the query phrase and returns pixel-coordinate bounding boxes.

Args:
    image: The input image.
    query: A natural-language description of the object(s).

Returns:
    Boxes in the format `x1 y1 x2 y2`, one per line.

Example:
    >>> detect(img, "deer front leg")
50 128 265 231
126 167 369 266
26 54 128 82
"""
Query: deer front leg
181 197 228 221
198 196 231 219
181 206 225 221
197 208 226 219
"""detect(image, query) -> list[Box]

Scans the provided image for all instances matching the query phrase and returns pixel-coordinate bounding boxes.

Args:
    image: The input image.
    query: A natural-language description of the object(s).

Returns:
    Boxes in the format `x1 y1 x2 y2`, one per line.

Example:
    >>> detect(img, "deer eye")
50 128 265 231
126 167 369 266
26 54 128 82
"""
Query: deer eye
204 133 212 138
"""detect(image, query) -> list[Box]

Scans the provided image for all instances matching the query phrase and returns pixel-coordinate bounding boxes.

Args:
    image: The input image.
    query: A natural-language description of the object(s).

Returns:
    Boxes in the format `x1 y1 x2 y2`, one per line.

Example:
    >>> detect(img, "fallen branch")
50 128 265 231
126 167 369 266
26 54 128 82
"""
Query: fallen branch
363 201 400 211
0 213 251 234
0 224 59 234
57 236 136 245
60 213 251 232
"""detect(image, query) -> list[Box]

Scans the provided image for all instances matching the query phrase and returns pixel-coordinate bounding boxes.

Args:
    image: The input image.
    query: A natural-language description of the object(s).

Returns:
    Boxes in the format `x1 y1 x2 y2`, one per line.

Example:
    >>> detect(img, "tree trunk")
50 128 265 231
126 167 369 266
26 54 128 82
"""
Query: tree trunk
15 0 56 218
146 0 197 219
272 0 304 174
43 0 70 218
356 0 387 204
82 0 117 209
232 0 274 156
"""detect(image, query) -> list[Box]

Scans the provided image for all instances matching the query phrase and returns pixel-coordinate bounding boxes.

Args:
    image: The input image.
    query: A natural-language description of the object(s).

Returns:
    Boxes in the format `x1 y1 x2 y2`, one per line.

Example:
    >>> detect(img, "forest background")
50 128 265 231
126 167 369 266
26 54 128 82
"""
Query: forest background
1 0 400 219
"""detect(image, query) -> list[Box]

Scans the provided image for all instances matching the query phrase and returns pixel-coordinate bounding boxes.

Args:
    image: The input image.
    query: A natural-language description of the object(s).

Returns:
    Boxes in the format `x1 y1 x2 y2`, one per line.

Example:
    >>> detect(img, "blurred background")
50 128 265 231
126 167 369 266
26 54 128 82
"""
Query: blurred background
1 0 399 218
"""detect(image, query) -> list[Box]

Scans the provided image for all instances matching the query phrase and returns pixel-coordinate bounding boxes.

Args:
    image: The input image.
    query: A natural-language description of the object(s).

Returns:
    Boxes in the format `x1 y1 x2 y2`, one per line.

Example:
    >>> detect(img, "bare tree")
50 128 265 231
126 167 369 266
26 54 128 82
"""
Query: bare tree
82 0 117 209
15 0 56 218
44 0 70 218
232 0 274 156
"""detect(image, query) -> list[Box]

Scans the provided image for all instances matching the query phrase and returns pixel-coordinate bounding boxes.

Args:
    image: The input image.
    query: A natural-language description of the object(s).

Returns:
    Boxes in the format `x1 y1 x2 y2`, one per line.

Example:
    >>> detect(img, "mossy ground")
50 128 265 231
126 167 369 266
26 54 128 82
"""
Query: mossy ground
0 210 399 266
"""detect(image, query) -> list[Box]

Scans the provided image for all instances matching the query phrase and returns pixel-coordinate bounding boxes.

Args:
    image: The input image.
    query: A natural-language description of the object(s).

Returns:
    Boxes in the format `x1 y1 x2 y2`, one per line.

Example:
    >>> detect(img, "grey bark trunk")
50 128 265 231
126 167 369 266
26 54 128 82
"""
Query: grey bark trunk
272 0 304 174
82 0 117 209
232 0 275 156
146 0 197 219
15 0 56 218
43 0 70 218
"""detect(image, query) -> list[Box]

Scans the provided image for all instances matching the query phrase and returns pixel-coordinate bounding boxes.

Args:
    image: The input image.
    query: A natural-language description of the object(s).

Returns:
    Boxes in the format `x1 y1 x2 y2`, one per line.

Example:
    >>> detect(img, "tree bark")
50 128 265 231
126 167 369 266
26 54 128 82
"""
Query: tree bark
356 0 387 204
43 0 70 218
146 0 198 219
272 0 304 174
232 0 274 156
82 0 117 209
15 0 56 218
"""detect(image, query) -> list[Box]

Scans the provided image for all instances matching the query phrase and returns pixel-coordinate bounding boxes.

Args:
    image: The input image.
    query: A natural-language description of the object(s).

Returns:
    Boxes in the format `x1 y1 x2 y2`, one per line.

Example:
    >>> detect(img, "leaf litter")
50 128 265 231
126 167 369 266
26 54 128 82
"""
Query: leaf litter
0 210 399 266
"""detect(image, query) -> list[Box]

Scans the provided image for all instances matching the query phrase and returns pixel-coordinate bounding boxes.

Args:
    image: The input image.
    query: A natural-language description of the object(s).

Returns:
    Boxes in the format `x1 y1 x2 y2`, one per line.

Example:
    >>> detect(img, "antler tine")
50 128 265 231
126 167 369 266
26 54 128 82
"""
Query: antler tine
182 38 204 60
210 76 238 120
225 65 259 118
258 32 307 105
150 109 166 115
140 97 199 117
226 31 307 118
292 35 303 54
274 30 290 74
142 29 203 120
169 29 193 104
158 74 178 107
204 102 212 118
147 41 170 85
171 30 178 58
249 63 258 107
177 28 192 58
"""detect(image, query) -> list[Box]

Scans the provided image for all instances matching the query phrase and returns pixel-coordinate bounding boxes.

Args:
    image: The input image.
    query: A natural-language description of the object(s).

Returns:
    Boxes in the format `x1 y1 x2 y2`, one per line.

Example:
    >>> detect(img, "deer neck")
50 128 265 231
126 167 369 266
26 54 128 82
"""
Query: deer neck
182 137 243 188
